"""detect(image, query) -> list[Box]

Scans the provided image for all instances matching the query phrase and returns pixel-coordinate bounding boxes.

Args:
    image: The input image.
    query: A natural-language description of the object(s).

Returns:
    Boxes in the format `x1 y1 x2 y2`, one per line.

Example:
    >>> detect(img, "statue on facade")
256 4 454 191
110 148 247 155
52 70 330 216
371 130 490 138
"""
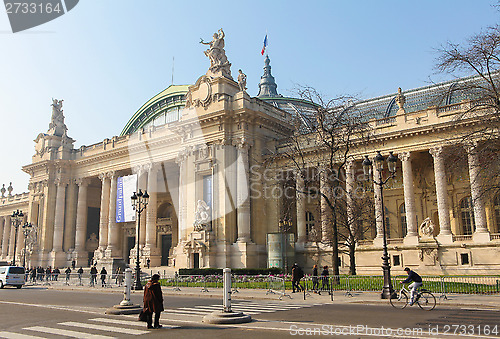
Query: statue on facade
193 199 210 231
48 98 68 136
395 87 406 111
419 217 435 238
237 69 247 92
200 29 232 78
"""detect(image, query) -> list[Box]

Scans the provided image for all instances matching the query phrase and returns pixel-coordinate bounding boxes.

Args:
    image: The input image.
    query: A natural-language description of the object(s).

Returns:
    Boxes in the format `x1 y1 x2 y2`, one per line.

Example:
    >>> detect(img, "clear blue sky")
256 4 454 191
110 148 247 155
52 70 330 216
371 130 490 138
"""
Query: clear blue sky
0 0 498 192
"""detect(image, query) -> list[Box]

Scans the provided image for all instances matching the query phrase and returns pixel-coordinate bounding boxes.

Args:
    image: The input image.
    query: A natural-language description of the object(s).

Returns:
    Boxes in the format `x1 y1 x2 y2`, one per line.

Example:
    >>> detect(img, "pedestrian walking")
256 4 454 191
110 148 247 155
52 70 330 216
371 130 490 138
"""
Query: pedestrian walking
52 267 60 281
45 267 51 282
115 267 123 286
64 267 71 284
31 267 37 283
77 267 84 285
312 264 319 293
146 258 150 269
100 267 107 287
321 265 330 292
291 263 304 293
90 265 98 287
143 274 164 329
71 260 76 270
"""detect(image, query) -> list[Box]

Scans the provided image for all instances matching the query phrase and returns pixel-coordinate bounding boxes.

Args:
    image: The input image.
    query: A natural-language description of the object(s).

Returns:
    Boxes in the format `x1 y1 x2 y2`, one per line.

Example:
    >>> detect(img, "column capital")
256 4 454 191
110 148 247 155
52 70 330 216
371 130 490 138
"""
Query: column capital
132 164 151 176
54 178 69 187
75 177 91 187
398 151 412 162
429 146 444 159
234 136 252 150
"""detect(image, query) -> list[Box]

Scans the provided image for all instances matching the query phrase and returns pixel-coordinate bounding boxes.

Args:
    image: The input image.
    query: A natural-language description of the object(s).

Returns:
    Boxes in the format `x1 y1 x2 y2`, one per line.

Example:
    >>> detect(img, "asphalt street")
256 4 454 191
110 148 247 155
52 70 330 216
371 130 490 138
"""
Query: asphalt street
0 286 499 338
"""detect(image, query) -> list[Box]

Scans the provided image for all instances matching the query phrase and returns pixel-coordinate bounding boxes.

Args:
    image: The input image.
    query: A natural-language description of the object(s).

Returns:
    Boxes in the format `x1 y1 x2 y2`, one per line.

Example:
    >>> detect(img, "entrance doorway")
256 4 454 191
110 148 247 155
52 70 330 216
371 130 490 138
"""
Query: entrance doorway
161 234 172 266
193 253 200 269
127 236 135 261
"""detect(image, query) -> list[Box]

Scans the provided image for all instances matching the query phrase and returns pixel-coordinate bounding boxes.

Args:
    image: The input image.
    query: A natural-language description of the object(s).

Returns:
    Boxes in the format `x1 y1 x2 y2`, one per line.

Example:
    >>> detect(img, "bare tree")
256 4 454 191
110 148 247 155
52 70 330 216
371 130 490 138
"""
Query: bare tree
435 23 500 197
270 87 373 277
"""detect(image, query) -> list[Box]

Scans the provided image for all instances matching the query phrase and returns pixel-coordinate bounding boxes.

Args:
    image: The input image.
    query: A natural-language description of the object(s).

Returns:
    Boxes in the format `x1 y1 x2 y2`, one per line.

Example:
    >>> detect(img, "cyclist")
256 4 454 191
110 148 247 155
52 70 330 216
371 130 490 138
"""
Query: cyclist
401 267 422 306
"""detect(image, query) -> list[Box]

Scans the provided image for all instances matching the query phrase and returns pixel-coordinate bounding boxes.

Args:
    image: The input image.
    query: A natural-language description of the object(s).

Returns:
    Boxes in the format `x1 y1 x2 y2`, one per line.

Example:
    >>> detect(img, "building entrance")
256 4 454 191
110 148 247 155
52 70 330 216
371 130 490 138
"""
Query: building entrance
161 234 172 266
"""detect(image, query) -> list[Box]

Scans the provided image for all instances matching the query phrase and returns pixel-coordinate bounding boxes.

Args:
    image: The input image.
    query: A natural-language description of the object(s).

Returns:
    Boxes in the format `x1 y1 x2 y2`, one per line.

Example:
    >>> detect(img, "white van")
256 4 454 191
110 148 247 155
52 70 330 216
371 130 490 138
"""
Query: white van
0 266 25 288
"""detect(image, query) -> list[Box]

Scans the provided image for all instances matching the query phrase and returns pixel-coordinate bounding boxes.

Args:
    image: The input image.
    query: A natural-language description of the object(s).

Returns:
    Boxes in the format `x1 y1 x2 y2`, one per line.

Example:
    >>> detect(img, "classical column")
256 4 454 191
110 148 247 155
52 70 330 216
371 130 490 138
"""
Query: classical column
320 170 330 243
236 140 251 242
145 165 161 265
2 216 10 259
0 217 4 260
400 152 419 245
8 217 16 260
429 147 453 243
466 145 490 242
105 172 121 258
345 160 354 225
97 173 111 255
51 179 67 266
74 178 89 266
175 157 186 244
372 162 384 246
296 171 307 243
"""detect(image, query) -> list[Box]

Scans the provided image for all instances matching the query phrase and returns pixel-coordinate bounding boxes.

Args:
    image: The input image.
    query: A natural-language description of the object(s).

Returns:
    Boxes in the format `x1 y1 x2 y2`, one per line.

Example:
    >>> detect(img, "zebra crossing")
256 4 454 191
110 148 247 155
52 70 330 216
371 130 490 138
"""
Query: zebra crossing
162 300 325 316
0 302 321 338
0 318 179 339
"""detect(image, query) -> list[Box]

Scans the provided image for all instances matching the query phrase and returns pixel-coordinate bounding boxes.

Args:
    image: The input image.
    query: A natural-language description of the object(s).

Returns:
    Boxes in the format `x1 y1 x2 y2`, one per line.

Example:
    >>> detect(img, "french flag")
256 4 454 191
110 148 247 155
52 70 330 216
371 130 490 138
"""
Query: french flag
261 35 268 55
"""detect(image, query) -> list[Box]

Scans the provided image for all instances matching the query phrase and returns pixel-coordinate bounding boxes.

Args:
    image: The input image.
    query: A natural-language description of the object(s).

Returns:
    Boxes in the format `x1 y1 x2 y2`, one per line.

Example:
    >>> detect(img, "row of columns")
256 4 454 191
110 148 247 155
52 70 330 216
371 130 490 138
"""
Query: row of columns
293 145 491 245
0 214 27 264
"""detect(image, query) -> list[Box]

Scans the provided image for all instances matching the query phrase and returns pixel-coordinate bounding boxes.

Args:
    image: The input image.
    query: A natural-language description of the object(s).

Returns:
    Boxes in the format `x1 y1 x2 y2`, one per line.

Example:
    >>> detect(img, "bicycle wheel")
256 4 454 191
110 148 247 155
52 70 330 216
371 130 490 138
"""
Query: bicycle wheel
417 291 436 311
390 290 408 309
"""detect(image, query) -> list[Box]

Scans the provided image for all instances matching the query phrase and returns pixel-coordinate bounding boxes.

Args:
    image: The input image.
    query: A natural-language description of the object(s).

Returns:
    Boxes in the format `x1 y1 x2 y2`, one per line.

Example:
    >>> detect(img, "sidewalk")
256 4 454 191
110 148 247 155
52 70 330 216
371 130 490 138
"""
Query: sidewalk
39 282 500 309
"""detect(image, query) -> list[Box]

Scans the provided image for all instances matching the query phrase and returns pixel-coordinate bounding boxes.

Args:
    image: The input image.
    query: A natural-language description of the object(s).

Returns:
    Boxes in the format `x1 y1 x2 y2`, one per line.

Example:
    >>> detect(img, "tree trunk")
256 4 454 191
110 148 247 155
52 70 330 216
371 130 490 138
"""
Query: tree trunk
348 235 356 276
332 204 340 284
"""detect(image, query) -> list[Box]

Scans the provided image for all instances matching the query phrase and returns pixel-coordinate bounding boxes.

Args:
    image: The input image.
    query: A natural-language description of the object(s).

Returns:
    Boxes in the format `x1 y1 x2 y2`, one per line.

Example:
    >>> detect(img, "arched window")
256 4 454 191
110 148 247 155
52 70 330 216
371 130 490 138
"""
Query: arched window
305 211 315 239
460 197 475 235
400 204 407 237
494 194 500 232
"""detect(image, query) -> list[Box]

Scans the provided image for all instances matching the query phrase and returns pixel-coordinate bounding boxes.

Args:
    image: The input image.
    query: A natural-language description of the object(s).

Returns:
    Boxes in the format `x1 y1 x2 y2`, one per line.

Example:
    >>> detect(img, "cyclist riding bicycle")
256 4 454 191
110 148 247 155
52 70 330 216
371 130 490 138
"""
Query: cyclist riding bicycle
400 267 422 306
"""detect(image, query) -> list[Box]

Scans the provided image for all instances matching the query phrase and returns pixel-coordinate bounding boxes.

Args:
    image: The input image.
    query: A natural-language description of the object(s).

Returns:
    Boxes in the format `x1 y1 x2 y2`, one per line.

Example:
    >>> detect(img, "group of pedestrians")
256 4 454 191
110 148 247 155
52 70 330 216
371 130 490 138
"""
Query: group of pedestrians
290 263 331 293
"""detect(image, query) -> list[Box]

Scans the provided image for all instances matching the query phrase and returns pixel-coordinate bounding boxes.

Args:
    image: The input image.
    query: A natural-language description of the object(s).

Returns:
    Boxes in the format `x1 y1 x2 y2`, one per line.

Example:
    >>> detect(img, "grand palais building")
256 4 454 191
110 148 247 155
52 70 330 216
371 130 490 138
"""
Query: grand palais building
0 31 499 275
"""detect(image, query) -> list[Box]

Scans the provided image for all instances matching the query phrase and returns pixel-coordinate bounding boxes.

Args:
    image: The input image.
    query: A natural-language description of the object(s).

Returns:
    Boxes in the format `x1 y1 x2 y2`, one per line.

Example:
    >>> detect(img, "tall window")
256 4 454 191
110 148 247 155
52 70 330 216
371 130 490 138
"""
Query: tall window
460 196 475 235
494 194 500 233
305 211 315 239
400 204 407 237
203 175 212 210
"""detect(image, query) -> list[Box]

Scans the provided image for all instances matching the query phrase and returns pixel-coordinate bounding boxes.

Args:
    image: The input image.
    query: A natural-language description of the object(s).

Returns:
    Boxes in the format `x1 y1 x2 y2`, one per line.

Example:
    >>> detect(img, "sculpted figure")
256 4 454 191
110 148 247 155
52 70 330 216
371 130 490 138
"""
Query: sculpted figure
237 69 247 92
193 200 210 231
200 29 231 77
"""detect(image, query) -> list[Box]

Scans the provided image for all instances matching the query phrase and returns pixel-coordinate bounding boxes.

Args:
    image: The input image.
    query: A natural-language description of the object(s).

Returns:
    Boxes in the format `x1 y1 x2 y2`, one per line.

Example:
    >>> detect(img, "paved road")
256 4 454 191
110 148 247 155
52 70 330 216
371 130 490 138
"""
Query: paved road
0 286 499 338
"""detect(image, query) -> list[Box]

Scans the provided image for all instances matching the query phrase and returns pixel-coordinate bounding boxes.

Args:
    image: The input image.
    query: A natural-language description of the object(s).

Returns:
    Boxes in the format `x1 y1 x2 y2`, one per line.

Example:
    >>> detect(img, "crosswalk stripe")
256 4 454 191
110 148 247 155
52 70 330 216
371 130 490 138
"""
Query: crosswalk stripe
0 332 46 339
231 303 304 310
24 326 114 339
233 302 305 309
162 309 209 315
59 322 149 335
90 318 179 329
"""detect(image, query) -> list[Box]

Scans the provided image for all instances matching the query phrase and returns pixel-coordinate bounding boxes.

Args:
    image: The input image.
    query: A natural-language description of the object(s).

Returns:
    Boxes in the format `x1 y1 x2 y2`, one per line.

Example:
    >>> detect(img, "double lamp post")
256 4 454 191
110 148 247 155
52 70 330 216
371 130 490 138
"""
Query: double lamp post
362 151 398 299
131 189 149 290
10 210 34 268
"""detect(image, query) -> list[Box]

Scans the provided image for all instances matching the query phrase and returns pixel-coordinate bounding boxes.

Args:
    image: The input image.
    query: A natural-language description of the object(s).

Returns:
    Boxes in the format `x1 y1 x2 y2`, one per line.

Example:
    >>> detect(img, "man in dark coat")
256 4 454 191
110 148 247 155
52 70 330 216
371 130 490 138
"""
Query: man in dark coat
143 274 164 329
291 263 304 293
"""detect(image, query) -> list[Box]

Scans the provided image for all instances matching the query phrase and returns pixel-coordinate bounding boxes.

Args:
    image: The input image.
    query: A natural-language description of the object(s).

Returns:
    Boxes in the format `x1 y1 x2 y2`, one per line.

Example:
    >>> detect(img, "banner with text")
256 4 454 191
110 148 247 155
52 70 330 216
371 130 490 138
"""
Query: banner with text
116 174 138 223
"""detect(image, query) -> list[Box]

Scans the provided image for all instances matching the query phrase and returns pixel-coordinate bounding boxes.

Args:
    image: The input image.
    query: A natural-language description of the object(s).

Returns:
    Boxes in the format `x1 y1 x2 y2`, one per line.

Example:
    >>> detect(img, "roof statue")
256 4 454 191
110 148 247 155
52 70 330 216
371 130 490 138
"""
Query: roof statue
237 69 247 92
200 28 232 79
48 98 68 137
257 55 279 97
395 87 406 112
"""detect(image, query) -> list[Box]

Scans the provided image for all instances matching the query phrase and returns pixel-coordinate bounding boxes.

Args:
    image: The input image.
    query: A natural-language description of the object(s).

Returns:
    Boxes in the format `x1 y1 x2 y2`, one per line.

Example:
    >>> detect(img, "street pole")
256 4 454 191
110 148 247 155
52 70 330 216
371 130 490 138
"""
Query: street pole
131 189 149 291
11 210 23 266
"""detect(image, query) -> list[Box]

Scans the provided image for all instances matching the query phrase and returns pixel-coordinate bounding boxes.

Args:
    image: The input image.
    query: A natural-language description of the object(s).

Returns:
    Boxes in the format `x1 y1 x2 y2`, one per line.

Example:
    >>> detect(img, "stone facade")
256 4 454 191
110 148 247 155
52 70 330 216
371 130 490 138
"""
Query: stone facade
0 34 499 275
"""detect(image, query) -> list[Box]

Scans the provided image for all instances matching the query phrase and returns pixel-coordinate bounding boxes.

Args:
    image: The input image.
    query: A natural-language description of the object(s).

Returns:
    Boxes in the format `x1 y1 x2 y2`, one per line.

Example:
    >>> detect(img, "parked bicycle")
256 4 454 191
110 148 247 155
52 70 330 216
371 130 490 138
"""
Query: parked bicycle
390 285 436 311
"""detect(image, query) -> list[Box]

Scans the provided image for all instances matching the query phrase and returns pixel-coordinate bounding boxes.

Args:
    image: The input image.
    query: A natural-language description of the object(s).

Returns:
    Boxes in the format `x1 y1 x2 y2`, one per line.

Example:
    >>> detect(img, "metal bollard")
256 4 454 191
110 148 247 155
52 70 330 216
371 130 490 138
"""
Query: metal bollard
223 268 232 312
120 268 133 306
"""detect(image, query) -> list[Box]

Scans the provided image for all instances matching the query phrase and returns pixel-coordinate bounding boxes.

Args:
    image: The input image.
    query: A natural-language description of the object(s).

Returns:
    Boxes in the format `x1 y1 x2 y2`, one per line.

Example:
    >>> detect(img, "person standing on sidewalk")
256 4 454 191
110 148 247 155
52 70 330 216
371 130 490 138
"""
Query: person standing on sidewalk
143 274 164 329
312 264 319 293
64 267 71 284
321 266 330 293
77 267 84 285
90 265 98 287
291 263 304 293
100 267 107 287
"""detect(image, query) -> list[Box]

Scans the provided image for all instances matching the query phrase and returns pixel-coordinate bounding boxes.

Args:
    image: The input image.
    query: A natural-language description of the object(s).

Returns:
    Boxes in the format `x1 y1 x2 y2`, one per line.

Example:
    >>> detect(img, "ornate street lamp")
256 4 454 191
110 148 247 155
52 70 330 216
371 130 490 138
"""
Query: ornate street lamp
363 151 397 299
10 209 24 266
131 189 149 290
22 222 33 268
279 217 292 275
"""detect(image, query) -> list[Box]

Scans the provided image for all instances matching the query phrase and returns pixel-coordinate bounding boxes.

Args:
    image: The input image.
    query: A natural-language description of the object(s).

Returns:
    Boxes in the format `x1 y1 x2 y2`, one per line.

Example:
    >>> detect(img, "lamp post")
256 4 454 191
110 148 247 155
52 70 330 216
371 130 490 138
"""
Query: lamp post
10 209 24 266
21 222 33 268
279 217 292 275
362 151 397 299
131 189 149 290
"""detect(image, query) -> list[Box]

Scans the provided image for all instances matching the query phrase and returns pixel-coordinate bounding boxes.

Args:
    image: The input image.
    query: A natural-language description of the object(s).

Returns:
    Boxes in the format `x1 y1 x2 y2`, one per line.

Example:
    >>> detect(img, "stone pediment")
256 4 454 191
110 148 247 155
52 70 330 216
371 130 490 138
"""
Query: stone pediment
184 75 239 112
